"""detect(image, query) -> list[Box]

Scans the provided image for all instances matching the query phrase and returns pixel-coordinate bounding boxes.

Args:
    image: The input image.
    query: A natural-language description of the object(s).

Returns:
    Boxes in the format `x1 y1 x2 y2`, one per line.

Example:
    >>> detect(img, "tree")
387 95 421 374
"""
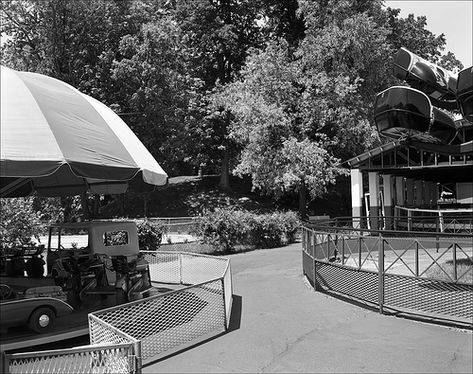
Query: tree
217 0 462 216
109 19 203 175
167 0 264 190
216 41 345 217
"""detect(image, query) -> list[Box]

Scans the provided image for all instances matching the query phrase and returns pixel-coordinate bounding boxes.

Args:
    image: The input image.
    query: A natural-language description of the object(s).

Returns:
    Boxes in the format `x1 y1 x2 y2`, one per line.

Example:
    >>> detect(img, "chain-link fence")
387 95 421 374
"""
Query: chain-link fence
302 224 473 327
2 343 136 374
2 250 232 373
89 251 232 365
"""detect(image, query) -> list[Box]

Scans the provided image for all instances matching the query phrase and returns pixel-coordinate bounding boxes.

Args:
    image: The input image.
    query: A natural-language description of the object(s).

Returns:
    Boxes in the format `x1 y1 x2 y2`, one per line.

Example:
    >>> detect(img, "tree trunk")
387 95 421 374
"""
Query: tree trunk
92 195 100 218
298 183 307 220
219 147 231 191
120 194 126 217
143 193 149 218
80 192 91 221
61 197 72 222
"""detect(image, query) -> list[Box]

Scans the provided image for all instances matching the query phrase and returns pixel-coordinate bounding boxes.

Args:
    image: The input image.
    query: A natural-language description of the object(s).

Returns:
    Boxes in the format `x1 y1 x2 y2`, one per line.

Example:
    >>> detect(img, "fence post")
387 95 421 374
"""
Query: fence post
302 227 306 250
309 231 317 291
222 278 228 330
326 233 331 260
311 231 315 257
134 340 142 374
178 253 183 284
378 234 384 314
1 352 9 374
358 235 362 269
453 243 457 281
341 236 345 265
415 240 419 277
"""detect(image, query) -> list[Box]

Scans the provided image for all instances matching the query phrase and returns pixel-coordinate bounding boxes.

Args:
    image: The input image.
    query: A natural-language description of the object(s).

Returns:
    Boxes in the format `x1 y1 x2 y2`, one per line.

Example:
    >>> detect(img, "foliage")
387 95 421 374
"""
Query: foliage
136 220 164 250
193 207 300 253
0 198 43 247
0 0 464 214
214 0 460 216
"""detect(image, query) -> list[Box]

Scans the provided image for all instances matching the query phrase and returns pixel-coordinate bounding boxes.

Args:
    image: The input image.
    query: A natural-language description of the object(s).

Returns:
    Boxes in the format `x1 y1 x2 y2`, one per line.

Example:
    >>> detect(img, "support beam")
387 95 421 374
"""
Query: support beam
395 177 405 230
406 179 415 207
350 169 364 227
426 182 436 207
369 172 380 230
383 174 393 229
415 180 424 207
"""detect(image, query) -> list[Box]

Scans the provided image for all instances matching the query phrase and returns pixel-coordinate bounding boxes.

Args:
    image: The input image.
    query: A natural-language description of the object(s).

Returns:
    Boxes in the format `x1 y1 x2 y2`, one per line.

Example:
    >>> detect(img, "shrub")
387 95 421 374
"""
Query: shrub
136 220 164 250
194 208 300 252
0 198 43 248
193 208 244 253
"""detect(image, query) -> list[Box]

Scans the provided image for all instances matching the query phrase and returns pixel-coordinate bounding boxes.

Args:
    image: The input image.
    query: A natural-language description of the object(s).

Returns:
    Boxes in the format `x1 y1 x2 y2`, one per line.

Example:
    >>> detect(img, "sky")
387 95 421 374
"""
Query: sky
385 0 472 68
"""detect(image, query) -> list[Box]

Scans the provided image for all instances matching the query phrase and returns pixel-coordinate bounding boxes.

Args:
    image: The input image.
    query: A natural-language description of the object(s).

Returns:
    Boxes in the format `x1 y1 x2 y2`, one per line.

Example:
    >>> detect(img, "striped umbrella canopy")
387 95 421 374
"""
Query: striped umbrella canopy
1 65 168 197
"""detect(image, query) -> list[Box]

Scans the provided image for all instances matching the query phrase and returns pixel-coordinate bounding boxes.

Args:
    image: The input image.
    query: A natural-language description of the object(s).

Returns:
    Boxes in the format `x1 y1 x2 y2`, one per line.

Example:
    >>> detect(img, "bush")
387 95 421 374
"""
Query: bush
192 208 244 253
0 198 43 248
136 220 164 250
194 208 300 253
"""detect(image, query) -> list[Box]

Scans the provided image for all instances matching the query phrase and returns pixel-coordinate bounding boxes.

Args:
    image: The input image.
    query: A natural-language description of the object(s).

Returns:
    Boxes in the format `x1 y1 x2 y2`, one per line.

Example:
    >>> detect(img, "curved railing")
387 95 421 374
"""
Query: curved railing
302 220 472 328
306 214 473 234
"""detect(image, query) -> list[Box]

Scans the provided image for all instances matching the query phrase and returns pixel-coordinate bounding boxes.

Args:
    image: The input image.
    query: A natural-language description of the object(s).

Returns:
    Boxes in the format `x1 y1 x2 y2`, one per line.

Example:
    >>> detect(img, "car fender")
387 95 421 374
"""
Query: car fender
0 297 73 327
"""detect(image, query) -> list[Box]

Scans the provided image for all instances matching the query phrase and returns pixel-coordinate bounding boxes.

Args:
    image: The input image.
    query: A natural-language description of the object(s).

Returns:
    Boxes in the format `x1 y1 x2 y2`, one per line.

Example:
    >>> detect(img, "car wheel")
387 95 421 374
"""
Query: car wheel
0 284 12 300
28 307 55 333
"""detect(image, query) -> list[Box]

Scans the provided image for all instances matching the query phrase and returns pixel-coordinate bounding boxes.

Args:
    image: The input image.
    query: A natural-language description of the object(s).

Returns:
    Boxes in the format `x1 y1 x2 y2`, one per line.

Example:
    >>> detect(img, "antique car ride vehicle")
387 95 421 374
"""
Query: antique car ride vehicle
0 221 153 334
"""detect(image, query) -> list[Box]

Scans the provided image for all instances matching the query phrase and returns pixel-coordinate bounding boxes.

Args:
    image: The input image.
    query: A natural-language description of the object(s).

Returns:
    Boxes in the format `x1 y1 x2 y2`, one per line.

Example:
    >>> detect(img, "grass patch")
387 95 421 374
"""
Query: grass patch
425 257 473 284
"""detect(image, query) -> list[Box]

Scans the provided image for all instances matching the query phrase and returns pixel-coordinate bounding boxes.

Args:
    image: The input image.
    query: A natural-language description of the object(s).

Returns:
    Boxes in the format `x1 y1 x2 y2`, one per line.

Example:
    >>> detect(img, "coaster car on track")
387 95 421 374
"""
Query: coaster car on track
457 66 473 123
393 47 458 111
374 86 456 144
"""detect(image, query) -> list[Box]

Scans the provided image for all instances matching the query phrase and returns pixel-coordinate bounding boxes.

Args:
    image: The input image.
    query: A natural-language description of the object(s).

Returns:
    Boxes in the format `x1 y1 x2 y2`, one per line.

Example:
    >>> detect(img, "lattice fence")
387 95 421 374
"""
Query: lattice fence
4 343 135 374
3 251 233 373
89 252 231 365
90 279 226 364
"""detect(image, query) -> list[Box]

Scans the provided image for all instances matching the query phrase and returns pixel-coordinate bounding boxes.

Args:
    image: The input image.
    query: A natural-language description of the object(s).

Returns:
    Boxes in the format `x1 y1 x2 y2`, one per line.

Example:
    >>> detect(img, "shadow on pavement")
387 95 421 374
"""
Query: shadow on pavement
147 294 242 366
228 295 242 332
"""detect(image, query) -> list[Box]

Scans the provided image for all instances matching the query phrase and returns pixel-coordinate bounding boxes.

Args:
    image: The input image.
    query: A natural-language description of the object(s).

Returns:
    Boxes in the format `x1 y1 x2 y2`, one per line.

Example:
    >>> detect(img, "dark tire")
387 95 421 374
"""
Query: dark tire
26 257 45 277
0 284 12 300
28 307 55 333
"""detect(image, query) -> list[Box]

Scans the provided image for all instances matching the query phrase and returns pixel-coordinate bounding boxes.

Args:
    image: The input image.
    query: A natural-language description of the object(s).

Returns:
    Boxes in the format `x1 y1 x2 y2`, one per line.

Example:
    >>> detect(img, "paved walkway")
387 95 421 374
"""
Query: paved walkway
146 243 472 373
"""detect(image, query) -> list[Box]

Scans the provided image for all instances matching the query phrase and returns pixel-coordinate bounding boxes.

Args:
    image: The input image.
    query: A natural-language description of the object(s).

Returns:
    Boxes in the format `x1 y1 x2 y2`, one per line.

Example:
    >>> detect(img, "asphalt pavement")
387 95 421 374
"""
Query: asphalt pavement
145 243 472 373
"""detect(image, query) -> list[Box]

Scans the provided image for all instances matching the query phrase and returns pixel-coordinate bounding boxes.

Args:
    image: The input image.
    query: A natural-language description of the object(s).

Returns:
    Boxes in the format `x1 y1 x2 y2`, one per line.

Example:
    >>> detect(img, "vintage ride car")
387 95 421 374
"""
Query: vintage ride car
0 221 153 334
0 284 72 333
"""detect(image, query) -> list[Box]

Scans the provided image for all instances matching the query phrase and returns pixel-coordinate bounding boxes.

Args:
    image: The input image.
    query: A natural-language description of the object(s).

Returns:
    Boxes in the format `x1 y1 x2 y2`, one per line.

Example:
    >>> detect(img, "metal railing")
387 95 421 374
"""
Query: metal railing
2 249 232 373
302 221 473 327
3 343 136 374
89 251 232 366
309 214 473 234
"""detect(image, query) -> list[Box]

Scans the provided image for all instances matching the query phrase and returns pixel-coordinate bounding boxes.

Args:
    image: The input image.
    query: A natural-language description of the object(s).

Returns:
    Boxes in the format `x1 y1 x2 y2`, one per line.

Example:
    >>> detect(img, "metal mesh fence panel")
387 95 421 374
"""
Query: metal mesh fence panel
89 315 137 346
302 250 315 285
181 253 229 285
6 343 135 374
222 263 233 328
315 262 379 304
384 273 473 322
158 241 215 253
142 251 181 284
91 279 225 364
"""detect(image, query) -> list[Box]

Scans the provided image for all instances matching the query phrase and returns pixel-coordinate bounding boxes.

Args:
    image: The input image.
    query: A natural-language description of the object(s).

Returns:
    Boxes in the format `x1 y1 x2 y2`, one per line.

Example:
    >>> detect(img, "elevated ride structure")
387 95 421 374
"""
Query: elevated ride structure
349 48 473 231
304 52 473 328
